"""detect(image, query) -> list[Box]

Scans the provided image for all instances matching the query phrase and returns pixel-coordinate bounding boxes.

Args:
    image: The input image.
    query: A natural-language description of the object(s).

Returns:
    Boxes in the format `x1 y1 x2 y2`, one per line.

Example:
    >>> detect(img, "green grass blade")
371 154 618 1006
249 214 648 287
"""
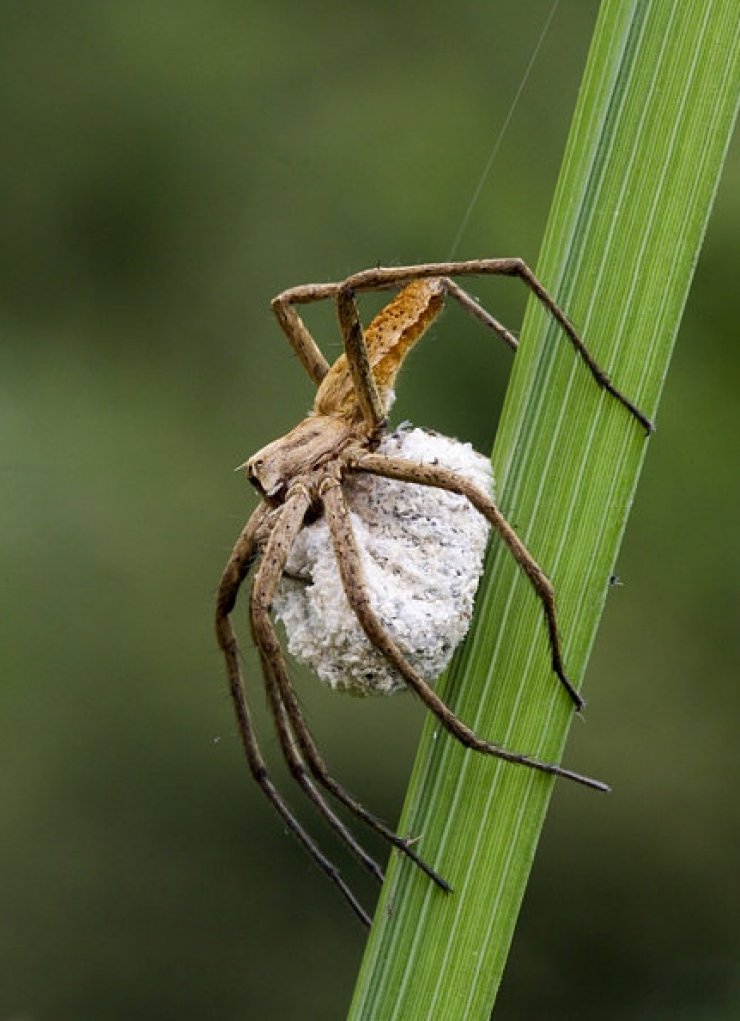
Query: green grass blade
348 2 739 1018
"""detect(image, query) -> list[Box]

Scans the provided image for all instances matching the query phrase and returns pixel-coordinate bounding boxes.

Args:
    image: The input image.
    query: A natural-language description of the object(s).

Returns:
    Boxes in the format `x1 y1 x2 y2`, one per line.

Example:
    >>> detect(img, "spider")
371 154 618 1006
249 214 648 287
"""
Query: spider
215 258 653 926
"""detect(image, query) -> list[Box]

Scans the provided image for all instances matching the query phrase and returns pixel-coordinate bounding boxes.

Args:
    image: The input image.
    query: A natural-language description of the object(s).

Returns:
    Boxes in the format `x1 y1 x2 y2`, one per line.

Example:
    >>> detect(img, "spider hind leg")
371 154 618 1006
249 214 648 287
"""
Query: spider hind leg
337 259 653 434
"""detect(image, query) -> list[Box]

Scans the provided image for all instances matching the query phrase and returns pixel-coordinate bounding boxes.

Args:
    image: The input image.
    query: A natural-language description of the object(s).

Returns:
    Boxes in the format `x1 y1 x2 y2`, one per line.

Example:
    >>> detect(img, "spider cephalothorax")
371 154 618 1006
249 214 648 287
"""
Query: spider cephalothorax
216 260 652 925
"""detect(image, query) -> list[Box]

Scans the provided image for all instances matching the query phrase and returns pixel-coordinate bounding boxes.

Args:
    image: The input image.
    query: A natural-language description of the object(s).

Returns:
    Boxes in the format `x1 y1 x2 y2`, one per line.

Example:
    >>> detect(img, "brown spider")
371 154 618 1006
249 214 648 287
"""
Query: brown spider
215 258 653 926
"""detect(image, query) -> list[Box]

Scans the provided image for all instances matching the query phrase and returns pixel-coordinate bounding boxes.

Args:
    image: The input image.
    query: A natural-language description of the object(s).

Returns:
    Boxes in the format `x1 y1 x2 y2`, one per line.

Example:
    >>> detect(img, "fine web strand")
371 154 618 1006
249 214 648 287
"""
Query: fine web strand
448 0 561 259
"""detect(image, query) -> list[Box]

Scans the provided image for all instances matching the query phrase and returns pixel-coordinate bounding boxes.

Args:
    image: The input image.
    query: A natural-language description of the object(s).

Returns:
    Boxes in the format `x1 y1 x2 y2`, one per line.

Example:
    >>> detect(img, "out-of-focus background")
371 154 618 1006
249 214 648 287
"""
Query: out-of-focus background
1 1 737 1018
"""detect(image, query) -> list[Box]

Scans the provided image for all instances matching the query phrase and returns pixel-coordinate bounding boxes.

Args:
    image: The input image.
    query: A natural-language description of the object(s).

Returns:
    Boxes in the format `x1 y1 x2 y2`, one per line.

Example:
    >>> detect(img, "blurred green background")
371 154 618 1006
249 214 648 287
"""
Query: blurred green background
1 1 737 1018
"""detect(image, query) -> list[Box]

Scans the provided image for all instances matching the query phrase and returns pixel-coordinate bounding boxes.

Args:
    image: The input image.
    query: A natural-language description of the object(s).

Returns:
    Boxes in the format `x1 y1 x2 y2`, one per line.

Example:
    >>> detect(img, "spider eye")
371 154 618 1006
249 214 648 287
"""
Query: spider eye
246 455 284 501
246 462 260 482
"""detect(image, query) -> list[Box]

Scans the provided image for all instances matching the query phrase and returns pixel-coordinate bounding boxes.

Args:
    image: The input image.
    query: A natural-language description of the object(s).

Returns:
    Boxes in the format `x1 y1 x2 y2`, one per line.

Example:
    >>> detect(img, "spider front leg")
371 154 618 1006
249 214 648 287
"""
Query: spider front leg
217 495 372 926
258 639 387 890
356 452 583 710
269 637 453 893
249 486 451 894
250 488 408 917
320 476 607 790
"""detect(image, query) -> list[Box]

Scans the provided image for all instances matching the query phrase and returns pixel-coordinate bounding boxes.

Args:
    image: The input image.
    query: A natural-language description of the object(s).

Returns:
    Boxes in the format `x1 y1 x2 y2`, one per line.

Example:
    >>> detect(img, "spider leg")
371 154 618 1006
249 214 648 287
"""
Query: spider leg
335 286 385 430
338 259 653 434
442 277 519 352
244 494 451 894
320 477 608 792
355 452 583 711
269 624 453 893
270 291 331 386
258 643 387 888
248 494 390 890
250 488 432 910
216 497 371 926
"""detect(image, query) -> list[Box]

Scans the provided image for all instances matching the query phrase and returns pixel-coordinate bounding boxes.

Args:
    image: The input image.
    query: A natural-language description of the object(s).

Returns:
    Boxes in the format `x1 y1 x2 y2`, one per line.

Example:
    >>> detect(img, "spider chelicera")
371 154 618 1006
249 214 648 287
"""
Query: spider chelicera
215 259 653 926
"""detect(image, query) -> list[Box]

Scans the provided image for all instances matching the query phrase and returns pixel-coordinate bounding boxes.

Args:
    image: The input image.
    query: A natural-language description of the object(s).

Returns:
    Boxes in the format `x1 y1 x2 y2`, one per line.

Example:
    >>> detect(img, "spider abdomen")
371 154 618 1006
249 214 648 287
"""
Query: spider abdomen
313 279 445 420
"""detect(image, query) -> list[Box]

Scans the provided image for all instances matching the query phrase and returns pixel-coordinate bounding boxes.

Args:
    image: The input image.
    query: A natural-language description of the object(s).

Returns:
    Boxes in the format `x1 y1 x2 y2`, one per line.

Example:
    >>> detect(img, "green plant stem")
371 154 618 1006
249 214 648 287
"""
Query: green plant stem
347 2 739 1018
